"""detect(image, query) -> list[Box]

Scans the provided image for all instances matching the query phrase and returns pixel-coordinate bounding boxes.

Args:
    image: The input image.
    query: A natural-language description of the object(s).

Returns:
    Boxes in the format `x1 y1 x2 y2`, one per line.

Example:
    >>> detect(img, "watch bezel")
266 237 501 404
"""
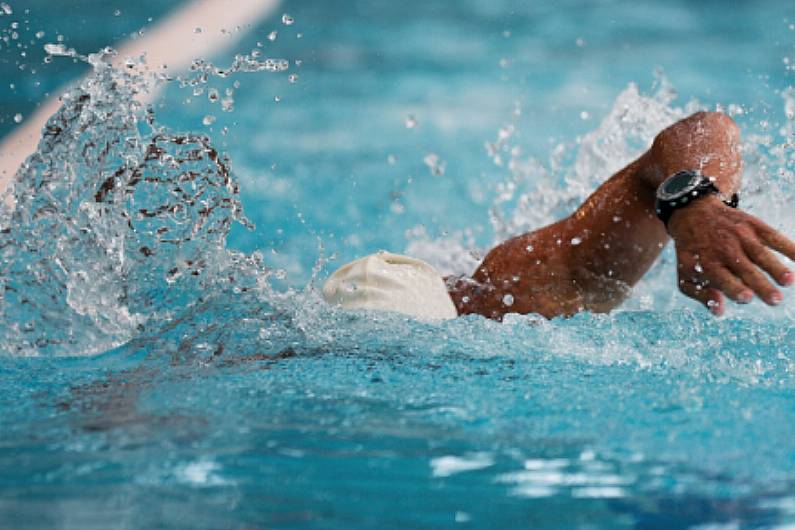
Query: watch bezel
656 170 703 202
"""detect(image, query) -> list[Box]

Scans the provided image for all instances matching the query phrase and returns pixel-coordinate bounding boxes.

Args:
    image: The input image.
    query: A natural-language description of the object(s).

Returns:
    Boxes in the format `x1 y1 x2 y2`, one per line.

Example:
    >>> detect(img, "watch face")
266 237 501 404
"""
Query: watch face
657 171 701 201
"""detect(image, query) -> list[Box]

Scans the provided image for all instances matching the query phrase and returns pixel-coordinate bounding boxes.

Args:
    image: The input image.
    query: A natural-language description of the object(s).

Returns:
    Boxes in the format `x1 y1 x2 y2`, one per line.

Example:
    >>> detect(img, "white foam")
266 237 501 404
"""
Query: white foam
430 453 494 477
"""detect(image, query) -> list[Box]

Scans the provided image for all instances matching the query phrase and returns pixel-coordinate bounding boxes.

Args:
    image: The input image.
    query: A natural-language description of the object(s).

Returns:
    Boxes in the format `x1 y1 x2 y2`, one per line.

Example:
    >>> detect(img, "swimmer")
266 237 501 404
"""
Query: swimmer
323 111 795 320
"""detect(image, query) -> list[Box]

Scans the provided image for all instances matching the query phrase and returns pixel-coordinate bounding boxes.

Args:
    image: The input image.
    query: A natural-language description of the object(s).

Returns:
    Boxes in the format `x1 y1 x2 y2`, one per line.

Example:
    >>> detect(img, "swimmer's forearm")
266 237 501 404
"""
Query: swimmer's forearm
452 112 745 320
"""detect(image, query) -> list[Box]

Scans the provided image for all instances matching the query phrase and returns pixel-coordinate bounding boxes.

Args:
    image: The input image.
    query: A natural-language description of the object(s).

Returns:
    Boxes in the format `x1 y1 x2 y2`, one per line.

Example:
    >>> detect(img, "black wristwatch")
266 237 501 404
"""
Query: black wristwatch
654 170 739 227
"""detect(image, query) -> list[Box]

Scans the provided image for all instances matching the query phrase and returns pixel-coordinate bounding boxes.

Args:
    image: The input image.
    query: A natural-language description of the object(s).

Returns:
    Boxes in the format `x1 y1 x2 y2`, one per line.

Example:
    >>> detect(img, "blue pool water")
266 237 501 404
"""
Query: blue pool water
2 0 795 528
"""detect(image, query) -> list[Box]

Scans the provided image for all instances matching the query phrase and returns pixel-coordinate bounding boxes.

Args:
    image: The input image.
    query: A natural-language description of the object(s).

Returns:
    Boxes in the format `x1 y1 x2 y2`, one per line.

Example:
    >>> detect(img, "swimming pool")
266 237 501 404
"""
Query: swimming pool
2 0 795 528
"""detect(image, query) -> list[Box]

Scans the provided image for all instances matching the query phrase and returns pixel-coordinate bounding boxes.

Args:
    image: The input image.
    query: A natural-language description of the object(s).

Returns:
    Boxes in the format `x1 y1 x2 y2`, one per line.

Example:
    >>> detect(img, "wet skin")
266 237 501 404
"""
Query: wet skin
449 111 795 320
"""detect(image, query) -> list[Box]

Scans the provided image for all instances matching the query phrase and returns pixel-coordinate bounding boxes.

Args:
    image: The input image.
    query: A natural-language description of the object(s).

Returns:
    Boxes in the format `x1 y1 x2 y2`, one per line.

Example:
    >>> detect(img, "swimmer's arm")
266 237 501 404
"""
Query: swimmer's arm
449 111 795 319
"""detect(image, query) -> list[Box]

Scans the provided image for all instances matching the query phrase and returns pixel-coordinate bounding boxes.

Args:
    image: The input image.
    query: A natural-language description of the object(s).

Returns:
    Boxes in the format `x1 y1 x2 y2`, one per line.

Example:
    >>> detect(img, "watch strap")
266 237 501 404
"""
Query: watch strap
655 175 739 227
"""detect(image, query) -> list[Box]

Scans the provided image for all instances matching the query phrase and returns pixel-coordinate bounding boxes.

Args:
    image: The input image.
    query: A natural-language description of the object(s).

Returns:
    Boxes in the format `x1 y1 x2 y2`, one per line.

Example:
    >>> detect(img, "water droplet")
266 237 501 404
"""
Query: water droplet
727 103 744 117
288 73 298 83
580 111 590 120
35 30 44 39
274 95 281 102
0 2 12 15
207 88 219 102
296 33 303 39
570 237 582 246
499 58 509 68
281 13 294 25
114 9 121 16
423 153 446 176
202 114 216 126
404 114 417 129
13 113 22 123
194 27 202 34
44 43 68 56
695 263 704 273
267 30 277 42
576 37 586 47
525 244 534 252
387 154 396 165
502 294 514 307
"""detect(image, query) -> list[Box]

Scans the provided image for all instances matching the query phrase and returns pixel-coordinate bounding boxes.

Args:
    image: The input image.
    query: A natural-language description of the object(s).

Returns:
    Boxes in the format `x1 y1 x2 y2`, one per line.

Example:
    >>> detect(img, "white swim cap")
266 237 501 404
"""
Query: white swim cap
322 251 458 320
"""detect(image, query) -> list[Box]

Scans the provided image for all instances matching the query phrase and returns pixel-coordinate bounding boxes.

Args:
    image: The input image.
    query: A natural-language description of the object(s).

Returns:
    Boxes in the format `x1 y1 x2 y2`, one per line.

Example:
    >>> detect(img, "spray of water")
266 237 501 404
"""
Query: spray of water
0 48 287 357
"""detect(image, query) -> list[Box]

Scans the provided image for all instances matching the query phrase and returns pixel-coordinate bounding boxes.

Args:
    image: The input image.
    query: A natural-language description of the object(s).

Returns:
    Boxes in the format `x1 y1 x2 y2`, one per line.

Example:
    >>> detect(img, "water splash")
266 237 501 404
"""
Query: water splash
0 49 285 357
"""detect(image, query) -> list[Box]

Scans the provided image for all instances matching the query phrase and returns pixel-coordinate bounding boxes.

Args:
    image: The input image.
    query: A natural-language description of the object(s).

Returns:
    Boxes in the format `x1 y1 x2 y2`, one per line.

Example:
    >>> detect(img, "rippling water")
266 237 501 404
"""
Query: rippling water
3 1 795 528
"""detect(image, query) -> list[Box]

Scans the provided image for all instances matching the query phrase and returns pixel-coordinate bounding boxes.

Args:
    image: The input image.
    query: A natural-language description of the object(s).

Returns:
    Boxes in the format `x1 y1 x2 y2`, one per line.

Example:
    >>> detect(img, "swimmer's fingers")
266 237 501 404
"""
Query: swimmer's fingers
677 275 724 315
726 253 782 306
705 264 754 305
677 259 727 315
741 234 794 287
752 218 795 264
678 257 758 315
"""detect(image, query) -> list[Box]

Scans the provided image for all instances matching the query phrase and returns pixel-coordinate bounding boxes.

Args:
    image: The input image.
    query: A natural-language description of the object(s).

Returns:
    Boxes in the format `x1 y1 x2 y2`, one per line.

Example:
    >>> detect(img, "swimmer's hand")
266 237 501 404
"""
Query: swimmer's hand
669 194 795 315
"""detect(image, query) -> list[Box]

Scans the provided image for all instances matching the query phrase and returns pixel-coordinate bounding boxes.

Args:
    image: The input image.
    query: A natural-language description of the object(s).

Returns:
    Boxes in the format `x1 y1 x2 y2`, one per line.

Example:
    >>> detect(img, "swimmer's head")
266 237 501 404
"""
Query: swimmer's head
322 252 458 321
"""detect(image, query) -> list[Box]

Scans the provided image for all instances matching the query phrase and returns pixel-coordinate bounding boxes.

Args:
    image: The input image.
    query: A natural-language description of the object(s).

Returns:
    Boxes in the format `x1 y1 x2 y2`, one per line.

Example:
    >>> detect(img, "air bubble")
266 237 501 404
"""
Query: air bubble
281 13 294 25
268 30 277 42
202 114 216 126
288 73 298 83
114 9 121 16
405 115 417 129
502 294 515 307
0 2 12 15
525 244 534 252
571 237 582 246
13 112 22 123
194 27 202 34
35 30 44 39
